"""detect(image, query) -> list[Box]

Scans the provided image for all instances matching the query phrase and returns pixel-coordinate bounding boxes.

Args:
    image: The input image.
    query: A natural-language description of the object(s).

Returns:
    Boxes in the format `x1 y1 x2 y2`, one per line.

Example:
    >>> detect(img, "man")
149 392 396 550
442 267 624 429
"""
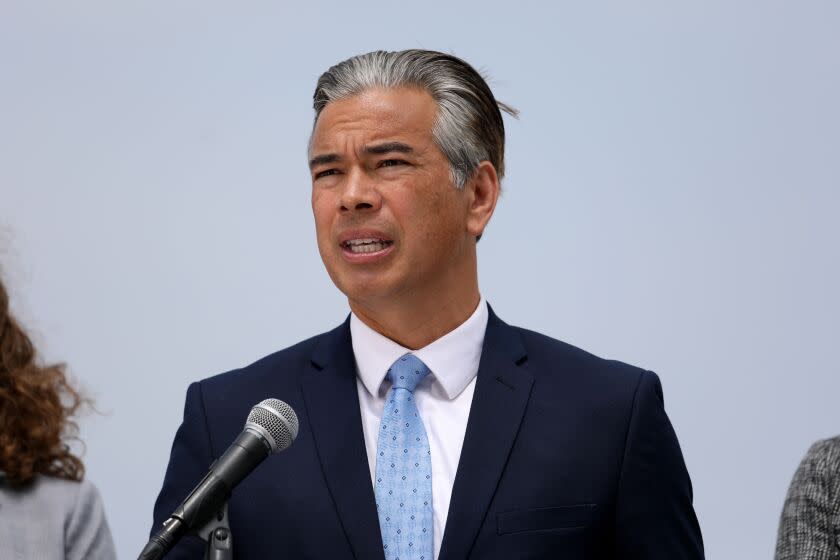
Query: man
151 49 704 559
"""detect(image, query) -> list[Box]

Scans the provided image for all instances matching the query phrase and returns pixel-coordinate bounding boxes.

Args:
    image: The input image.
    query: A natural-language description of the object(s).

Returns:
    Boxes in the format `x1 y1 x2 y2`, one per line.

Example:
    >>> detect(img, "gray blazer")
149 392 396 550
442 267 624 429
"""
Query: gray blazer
776 436 840 560
0 473 116 560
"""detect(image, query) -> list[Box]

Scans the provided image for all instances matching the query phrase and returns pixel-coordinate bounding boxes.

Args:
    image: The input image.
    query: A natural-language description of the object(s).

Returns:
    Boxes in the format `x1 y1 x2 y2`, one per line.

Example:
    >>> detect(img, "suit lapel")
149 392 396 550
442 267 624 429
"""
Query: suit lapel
300 318 385 560
438 308 534 560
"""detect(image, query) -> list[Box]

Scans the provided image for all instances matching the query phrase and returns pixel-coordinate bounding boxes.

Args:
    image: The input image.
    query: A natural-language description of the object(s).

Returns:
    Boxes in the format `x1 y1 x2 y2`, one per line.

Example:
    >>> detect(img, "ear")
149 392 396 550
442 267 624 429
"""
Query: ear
465 161 501 239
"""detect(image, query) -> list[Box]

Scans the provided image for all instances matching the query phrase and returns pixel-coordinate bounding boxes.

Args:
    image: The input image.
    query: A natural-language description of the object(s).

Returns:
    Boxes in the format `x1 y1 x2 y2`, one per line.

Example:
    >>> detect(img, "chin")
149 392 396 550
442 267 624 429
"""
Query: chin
341 281 389 302
338 276 402 304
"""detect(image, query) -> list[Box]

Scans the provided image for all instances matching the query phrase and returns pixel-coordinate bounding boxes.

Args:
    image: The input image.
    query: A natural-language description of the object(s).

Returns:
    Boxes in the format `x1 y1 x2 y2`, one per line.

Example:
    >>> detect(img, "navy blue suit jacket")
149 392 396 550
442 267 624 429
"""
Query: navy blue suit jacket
151 308 703 558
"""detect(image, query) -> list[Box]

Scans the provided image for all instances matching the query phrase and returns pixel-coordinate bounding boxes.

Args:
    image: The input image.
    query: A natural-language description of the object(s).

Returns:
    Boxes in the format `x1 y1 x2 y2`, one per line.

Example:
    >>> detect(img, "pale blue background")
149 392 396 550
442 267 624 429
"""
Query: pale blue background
2 1 838 558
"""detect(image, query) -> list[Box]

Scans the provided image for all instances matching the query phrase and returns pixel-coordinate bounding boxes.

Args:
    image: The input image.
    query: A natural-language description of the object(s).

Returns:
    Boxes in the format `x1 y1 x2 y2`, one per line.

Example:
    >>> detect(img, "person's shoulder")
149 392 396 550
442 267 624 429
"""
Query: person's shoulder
22 474 86 507
0 476 114 559
801 435 840 471
63 478 117 560
510 324 652 389
61 478 108 530
3 476 103 519
779 435 840 538
197 321 346 393
73 477 106 511
30 475 101 500
503 322 667 440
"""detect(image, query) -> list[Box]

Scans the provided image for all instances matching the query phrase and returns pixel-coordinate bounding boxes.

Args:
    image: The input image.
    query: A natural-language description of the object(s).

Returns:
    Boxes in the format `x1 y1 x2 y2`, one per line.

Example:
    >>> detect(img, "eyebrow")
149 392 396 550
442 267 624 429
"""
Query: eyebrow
308 153 340 169
364 142 414 156
308 142 415 170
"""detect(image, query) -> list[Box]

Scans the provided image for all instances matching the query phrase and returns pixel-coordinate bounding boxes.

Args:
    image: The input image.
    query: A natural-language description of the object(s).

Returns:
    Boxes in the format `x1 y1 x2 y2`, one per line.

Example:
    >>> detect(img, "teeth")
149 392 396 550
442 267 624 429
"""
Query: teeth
346 238 381 246
343 238 392 254
348 242 387 253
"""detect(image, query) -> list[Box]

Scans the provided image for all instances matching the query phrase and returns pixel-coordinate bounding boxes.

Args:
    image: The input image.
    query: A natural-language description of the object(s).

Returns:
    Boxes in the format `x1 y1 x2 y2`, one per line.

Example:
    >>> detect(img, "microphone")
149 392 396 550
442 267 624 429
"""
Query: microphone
139 398 299 560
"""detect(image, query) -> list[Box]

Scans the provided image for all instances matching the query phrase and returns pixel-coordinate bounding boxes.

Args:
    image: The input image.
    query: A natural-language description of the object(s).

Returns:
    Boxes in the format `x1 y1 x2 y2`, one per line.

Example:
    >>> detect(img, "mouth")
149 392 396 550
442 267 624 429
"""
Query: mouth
340 238 394 254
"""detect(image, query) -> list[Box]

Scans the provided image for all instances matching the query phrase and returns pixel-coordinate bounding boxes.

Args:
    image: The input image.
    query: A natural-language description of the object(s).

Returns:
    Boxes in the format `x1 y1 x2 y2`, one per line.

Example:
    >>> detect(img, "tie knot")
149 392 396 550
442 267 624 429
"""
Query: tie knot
387 354 430 392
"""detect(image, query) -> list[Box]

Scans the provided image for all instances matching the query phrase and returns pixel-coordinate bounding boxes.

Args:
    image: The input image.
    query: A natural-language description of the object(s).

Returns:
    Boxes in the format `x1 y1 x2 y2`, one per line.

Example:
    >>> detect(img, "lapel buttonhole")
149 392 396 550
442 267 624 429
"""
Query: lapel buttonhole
495 376 515 391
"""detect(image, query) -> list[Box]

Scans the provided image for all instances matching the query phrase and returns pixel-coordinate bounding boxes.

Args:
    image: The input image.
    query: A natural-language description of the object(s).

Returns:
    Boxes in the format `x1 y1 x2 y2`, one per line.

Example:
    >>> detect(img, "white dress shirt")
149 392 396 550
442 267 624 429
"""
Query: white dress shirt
351 298 488 560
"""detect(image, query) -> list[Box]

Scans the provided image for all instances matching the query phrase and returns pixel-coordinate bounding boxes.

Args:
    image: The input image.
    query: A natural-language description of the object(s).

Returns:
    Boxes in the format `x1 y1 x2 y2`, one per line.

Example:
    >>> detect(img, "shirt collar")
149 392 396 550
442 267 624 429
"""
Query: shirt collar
350 297 489 400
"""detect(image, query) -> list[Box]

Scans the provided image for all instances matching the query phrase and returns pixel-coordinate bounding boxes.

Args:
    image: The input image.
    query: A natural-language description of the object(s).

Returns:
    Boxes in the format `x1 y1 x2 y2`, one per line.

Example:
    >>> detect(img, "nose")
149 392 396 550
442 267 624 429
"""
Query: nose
339 168 382 214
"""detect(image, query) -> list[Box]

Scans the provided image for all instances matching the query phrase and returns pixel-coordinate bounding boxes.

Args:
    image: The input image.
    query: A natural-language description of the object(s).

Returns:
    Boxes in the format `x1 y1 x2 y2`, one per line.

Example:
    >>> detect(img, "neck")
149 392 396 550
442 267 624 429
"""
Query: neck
349 279 481 350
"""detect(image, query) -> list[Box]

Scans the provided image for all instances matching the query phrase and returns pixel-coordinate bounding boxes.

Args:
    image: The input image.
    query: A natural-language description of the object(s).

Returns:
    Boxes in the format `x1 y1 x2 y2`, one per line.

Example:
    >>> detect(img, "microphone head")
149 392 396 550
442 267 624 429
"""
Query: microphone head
245 398 299 453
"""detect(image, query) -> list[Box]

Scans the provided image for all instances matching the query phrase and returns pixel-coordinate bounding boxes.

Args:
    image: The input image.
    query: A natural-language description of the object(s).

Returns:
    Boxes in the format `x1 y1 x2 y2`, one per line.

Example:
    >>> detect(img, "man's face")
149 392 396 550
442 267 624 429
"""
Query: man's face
309 87 474 307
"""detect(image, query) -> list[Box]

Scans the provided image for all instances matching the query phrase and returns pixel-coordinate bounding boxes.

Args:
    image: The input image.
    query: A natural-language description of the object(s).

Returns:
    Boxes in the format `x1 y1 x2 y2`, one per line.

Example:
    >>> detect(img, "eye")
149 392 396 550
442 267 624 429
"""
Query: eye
378 159 407 168
314 169 339 180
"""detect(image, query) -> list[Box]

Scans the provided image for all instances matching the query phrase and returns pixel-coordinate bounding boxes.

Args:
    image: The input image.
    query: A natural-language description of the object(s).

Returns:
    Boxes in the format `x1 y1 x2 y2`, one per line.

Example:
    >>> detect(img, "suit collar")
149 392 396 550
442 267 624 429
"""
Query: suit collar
309 316 351 370
482 304 528 365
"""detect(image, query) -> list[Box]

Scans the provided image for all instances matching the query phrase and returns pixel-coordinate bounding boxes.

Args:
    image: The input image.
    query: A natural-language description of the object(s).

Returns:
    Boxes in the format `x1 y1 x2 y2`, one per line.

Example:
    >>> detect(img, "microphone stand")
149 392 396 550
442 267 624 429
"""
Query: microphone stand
194 502 233 560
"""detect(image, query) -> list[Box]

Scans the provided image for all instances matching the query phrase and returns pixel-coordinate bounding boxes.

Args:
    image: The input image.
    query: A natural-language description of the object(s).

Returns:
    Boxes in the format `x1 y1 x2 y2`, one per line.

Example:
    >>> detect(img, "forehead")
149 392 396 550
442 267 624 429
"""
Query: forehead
309 87 438 153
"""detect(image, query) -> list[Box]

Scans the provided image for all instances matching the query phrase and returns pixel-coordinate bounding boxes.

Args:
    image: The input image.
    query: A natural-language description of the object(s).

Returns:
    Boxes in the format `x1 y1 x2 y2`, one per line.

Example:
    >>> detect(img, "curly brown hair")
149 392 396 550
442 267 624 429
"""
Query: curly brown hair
0 276 87 487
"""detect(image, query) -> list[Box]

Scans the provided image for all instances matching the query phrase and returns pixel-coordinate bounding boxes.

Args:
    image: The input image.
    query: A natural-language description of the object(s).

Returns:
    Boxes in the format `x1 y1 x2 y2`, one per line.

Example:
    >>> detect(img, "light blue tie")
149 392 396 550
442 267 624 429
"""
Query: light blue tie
375 353 434 560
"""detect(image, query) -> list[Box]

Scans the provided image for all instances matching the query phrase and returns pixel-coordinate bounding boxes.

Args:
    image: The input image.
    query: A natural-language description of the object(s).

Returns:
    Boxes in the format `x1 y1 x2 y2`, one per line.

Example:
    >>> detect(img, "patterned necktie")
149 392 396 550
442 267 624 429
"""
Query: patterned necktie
375 353 434 560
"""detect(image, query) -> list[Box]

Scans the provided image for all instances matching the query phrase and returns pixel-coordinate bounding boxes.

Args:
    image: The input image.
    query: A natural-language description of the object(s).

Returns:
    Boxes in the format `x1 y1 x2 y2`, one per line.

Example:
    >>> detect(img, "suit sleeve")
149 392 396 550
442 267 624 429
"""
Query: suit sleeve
150 382 215 559
614 371 704 559
774 439 840 560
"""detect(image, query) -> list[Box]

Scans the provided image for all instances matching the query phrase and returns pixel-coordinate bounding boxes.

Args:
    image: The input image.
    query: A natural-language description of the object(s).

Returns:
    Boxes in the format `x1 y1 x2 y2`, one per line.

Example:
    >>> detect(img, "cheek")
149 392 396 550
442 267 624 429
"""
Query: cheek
404 195 463 255
426 189 464 232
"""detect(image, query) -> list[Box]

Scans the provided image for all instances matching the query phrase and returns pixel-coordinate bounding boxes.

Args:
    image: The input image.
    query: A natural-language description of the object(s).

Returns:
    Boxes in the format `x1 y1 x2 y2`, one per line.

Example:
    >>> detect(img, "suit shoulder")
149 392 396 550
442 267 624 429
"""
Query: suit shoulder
512 325 652 389
801 436 840 473
198 324 342 391
779 434 840 547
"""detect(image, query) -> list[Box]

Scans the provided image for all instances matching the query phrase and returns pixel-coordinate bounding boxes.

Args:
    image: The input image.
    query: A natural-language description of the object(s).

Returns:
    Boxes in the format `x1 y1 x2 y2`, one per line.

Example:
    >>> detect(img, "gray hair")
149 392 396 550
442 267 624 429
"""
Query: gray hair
312 49 517 188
